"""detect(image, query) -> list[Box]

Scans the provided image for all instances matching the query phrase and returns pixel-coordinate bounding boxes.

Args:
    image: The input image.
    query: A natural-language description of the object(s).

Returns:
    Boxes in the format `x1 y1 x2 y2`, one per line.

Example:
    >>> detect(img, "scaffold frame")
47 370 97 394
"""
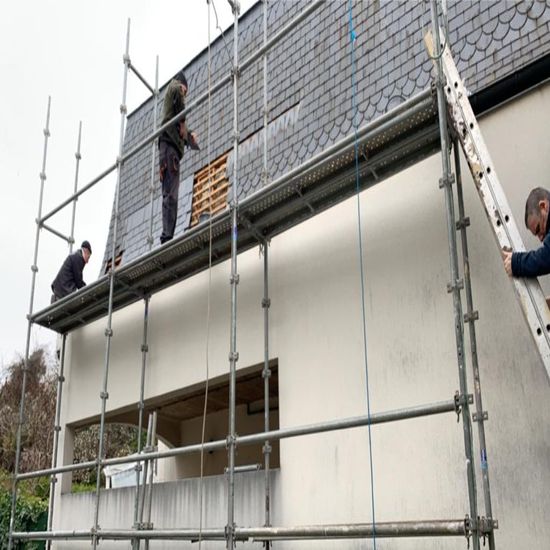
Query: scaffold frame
8 1 501 548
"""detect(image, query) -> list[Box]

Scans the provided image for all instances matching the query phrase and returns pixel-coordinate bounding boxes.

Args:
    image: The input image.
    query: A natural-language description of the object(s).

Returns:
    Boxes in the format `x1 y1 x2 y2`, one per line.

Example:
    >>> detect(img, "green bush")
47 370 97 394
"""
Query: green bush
0 481 48 550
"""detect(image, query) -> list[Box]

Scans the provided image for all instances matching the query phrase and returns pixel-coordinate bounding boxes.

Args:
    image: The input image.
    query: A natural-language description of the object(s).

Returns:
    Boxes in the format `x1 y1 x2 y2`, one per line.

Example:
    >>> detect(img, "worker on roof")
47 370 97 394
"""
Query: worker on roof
502 188 550 294
158 70 199 244
50 241 92 303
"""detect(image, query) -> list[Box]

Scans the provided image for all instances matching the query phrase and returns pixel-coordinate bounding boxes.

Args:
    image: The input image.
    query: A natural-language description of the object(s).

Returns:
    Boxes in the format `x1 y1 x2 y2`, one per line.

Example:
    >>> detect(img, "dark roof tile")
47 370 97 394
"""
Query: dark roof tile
102 0 550 270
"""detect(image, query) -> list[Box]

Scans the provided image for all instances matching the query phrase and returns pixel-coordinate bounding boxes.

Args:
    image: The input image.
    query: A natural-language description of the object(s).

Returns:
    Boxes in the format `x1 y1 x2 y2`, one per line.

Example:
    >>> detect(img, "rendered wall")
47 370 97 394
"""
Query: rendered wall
53 83 550 548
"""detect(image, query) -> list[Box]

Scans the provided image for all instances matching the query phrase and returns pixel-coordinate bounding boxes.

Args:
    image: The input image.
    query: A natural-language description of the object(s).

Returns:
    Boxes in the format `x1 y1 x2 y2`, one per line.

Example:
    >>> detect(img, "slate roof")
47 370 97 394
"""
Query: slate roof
102 0 550 272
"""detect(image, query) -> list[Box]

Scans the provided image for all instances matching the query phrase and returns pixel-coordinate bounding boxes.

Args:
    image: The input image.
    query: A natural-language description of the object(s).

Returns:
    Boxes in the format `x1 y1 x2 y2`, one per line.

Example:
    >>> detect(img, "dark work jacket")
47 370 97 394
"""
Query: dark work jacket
512 221 550 277
159 79 188 159
51 250 86 299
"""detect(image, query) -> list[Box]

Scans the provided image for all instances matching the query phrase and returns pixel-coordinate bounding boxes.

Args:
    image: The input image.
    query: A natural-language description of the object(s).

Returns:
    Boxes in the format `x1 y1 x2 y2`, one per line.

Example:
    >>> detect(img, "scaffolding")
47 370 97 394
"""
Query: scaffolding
8 1 505 548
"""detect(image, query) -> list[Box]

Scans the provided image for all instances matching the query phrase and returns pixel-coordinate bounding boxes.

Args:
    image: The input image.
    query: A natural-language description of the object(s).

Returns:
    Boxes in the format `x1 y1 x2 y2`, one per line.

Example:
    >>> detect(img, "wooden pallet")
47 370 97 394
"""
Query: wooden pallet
191 152 230 226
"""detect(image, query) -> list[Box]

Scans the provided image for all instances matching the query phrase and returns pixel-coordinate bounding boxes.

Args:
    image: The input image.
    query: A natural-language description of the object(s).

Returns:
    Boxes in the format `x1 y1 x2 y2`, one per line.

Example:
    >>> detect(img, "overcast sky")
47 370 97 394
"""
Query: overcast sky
0 0 256 368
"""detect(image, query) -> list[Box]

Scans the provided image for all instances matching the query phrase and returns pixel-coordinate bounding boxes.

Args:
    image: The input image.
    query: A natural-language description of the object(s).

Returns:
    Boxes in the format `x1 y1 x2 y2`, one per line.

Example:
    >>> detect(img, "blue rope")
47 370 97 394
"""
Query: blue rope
348 1 377 547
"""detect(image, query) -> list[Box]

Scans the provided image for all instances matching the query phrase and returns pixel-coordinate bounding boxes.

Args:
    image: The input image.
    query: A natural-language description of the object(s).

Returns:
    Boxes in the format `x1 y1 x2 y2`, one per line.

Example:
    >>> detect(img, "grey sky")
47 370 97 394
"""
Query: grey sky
0 0 255 367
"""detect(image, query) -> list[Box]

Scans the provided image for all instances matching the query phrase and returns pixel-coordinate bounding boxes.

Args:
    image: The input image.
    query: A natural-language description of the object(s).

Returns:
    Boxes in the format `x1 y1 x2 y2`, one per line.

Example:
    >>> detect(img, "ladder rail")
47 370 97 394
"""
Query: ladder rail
427 30 550 380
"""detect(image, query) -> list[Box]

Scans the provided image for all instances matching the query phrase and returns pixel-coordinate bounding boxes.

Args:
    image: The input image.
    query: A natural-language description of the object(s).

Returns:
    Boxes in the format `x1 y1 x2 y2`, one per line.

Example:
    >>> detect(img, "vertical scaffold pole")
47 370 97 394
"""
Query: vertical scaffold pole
144 411 157 550
132 295 150 550
8 96 51 550
261 0 269 187
429 1 479 548
453 142 496 550
69 121 83 254
47 119 81 550
91 19 131 549
262 240 271 537
227 1 240 549
138 414 153 526
46 333 67 550
261 2 271 539
147 57 160 250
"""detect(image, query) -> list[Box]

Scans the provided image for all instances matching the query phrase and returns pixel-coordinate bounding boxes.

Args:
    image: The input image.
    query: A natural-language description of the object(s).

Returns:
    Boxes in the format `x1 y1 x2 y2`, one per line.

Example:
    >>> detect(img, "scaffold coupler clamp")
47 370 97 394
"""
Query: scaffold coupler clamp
464 515 473 548
455 216 471 231
91 525 100 544
231 65 241 81
262 442 272 456
433 70 447 91
446 277 464 294
439 172 455 189
454 391 462 422
226 433 237 450
225 522 237 543
479 516 497 546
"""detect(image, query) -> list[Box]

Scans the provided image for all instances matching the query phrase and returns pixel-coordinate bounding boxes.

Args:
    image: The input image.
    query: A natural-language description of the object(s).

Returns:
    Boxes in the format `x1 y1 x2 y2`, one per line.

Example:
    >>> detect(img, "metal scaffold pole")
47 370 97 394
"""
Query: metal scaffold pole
17 395 466 482
46 333 67 550
429 1 479 548
143 411 157 550
261 0 272 542
453 141 496 549
227 2 240 547
69 121 83 253
13 518 473 542
91 19 131 549
132 295 150 550
47 118 82 549
8 96 51 550
262 241 272 539
147 57 160 250
138 413 155 530
262 0 269 187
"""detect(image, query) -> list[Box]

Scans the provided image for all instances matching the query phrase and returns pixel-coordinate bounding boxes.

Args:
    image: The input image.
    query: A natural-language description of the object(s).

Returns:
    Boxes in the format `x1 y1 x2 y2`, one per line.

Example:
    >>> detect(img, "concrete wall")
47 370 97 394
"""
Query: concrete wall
55 470 279 550
53 83 550 548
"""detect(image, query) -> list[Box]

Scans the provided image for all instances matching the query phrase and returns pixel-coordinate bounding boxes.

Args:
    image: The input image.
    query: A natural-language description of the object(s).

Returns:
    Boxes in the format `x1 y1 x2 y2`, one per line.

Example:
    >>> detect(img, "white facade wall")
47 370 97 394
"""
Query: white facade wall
53 83 550 548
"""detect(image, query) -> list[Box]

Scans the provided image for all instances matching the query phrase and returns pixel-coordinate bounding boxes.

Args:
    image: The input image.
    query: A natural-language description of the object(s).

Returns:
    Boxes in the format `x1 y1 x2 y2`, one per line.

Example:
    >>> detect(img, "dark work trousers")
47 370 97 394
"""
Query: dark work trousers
159 141 181 244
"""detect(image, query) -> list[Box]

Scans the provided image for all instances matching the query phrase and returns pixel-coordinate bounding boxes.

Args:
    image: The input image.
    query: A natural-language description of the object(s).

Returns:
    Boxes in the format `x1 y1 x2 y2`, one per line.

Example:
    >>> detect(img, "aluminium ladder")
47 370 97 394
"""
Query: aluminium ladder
426 31 550 382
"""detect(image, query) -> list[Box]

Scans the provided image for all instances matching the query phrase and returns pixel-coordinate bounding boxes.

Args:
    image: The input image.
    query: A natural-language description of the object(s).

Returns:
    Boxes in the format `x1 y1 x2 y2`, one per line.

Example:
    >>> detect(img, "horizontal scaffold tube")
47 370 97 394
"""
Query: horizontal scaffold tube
17 395 466 481
12 519 468 541
39 0 324 226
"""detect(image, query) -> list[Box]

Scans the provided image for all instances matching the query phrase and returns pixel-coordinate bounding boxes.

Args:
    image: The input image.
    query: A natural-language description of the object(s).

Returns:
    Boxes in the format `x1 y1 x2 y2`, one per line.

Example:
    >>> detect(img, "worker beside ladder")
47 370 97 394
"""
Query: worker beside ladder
426 28 550 382
503 187 550 309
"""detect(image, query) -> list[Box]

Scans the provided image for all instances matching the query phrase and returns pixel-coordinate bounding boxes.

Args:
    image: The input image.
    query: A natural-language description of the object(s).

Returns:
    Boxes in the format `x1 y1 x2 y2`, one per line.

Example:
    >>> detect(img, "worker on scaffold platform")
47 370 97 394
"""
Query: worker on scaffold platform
158 70 199 244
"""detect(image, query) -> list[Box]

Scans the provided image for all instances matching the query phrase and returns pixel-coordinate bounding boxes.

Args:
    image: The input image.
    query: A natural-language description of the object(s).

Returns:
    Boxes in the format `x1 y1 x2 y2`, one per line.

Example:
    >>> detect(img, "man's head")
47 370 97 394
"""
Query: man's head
175 70 188 97
81 240 92 264
525 187 550 242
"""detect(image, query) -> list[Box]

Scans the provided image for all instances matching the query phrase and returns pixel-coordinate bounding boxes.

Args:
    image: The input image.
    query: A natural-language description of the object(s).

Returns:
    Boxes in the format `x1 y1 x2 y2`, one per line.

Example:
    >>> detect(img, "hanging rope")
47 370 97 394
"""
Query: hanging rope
211 0 235 69
347 1 377 547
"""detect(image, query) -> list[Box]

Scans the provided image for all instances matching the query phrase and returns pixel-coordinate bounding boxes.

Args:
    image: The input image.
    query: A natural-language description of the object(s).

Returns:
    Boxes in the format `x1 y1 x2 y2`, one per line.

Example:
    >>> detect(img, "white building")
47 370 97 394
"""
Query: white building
20 1 550 548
